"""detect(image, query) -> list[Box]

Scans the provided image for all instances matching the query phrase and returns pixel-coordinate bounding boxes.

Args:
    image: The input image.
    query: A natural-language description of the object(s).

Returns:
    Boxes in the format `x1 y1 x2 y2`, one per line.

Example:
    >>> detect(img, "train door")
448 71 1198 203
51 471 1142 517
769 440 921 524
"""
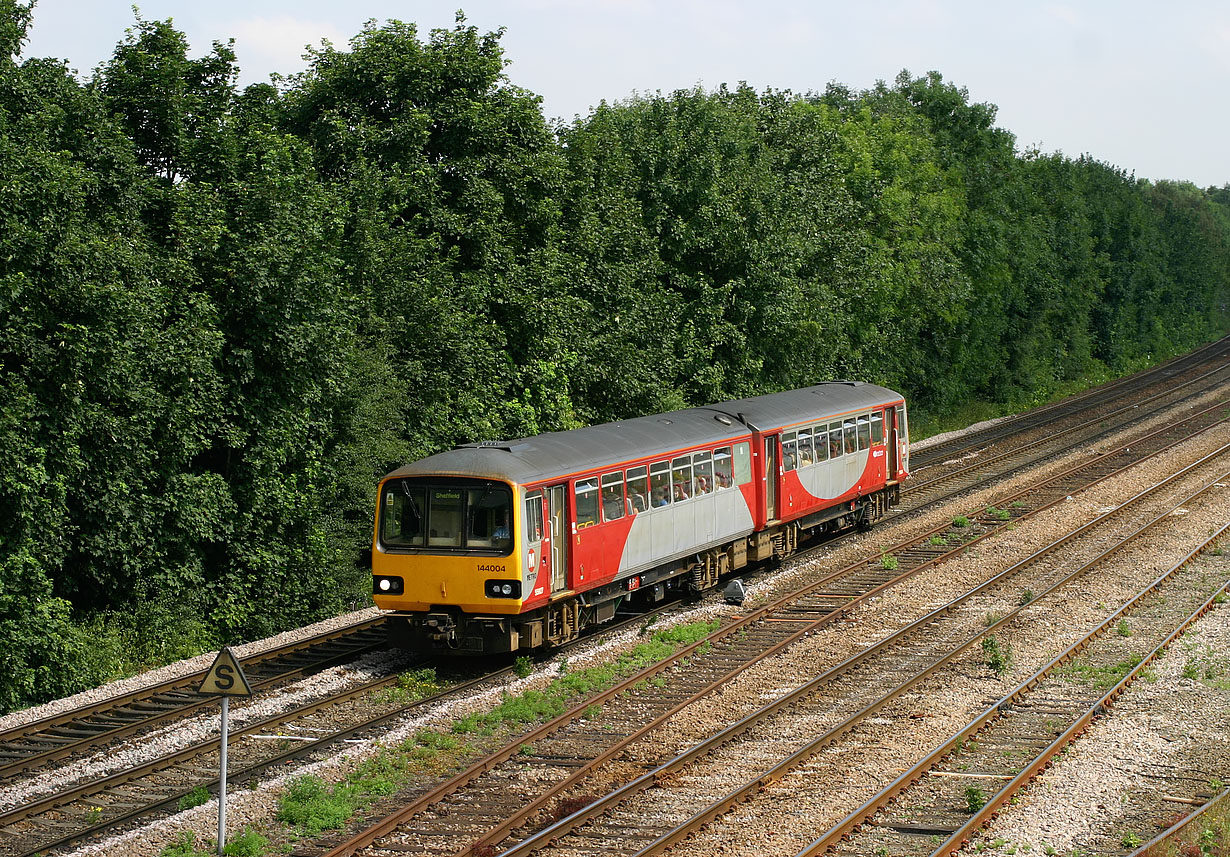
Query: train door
764 436 779 521
547 485 567 592
886 408 899 477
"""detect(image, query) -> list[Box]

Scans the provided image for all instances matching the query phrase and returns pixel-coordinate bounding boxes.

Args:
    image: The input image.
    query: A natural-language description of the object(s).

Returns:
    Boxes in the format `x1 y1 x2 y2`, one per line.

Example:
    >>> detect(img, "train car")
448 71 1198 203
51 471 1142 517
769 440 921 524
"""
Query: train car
372 382 909 654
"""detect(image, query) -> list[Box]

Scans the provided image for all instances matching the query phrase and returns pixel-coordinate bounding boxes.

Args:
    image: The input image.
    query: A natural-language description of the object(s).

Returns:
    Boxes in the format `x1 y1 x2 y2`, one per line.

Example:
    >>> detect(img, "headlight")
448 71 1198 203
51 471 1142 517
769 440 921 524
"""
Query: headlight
372 576 403 595
485 580 522 599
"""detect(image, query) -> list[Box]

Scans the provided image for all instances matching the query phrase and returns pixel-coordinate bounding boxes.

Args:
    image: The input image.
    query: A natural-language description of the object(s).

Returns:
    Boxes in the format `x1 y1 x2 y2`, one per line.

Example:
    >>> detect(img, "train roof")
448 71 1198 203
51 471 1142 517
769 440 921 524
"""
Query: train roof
383 381 904 486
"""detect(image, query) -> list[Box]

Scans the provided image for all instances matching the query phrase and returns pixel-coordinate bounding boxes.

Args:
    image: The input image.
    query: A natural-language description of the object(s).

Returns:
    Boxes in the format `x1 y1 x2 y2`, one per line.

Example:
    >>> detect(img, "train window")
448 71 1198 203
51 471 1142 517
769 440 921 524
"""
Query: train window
813 426 829 463
693 451 714 495
857 415 871 450
798 427 814 467
601 471 625 521
626 466 649 512
382 482 426 547
672 455 694 502
713 447 733 489
575 478 599 527
782 431 797 471
524 491 544 543
844 419 858 455
870 410 884 444
467 487 512 549
734 442 752 485
649 461 672 508
427 487 464 547
829 421 844 458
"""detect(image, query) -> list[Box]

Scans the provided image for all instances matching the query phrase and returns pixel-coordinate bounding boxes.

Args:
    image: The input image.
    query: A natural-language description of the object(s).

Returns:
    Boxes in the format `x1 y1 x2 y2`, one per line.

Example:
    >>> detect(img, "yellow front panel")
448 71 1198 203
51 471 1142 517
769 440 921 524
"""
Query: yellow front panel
372 543 524 615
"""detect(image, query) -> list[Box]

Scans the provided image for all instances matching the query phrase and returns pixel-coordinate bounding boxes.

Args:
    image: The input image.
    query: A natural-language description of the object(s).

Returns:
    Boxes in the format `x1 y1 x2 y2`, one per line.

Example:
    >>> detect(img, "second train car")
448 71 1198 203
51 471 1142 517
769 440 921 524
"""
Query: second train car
372 382 909 653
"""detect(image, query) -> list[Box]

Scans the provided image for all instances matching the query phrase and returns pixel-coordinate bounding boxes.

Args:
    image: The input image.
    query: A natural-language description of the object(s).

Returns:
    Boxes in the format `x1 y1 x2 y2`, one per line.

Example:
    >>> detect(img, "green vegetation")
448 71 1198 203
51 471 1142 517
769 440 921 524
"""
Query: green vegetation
1057 654 1143 688
982 636 1014 676
2 3 1228 712
965 784 988 813
377 668 441 704
176 785 211 812
954 516 972 529
159 829 268 857
880 553 899 570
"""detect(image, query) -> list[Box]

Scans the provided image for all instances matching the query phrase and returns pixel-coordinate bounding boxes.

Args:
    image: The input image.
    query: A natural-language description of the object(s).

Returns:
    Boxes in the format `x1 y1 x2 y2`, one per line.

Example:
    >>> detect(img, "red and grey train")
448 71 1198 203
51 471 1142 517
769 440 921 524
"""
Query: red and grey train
371 382 909 654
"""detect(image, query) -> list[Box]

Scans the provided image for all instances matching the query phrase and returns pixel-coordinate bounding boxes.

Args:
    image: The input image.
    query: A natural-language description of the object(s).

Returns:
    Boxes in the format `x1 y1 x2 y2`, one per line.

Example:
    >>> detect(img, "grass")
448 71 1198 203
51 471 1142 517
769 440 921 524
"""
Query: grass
177 785 211 812
1056 654 1143 688
159 828 268 857
377 667 441 704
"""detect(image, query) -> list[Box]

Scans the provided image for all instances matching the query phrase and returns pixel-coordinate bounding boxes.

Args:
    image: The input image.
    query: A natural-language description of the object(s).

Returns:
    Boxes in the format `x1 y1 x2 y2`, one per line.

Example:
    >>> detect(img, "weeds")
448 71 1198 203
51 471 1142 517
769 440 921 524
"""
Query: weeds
982 636 1013 676
177 785 211 812
965 784 987 812
880 553 899 570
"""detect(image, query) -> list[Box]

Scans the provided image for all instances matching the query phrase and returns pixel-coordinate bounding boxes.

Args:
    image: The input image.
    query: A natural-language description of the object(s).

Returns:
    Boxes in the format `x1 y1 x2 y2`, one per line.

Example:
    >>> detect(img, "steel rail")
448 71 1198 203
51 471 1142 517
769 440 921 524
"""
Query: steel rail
1130 787 1230 856
316 402 1230 857
496 455 1230 857
0 616 388 780
803 532 1230 856
0 601 695 857
909 333 1230 467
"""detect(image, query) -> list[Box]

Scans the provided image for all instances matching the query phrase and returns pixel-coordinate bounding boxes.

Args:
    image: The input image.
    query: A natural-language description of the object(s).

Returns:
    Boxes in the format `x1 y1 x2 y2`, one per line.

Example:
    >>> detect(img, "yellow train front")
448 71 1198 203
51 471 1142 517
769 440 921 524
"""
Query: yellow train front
372 468 535 653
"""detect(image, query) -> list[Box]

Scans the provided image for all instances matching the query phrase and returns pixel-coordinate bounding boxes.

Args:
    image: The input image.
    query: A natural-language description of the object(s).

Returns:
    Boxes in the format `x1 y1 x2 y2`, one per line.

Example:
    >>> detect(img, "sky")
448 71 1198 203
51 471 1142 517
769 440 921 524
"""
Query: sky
17 1 1230 188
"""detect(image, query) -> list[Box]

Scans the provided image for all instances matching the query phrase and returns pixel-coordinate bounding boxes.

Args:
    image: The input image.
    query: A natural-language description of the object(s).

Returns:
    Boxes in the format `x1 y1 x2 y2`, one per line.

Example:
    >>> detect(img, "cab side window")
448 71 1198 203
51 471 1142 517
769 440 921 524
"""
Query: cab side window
870 410 884 444
524 491 544 542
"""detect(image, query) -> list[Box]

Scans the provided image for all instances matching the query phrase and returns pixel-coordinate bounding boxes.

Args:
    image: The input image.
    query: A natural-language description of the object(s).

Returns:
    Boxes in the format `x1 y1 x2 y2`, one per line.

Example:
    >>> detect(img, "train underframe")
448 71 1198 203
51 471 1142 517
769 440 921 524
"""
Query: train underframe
387 483 900 655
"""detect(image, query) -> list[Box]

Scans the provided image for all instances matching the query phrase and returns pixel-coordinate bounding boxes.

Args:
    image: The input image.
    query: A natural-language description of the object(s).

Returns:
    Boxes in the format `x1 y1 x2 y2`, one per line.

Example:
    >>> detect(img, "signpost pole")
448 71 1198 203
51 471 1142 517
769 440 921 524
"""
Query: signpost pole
218 694 228 856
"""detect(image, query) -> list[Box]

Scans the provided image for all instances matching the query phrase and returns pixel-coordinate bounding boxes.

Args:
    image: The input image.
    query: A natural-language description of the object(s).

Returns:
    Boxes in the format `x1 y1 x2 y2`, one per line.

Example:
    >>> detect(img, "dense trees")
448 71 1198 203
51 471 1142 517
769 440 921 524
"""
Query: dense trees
1 4 1227 711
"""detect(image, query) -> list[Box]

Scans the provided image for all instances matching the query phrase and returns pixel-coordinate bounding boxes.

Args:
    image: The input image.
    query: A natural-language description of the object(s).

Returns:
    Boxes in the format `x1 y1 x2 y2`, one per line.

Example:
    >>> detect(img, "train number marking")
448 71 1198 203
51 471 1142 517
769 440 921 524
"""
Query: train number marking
477 563 507 574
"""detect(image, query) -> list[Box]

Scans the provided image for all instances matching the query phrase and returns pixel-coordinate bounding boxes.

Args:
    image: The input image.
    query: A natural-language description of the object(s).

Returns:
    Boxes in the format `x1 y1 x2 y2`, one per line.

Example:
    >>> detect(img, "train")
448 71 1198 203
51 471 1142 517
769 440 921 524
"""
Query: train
371 382 909 654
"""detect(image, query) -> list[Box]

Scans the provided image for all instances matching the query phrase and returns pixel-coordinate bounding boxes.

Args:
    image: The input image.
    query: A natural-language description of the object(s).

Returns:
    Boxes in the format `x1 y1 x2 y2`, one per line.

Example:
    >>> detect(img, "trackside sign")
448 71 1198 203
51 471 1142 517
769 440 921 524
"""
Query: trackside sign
198 647 252 696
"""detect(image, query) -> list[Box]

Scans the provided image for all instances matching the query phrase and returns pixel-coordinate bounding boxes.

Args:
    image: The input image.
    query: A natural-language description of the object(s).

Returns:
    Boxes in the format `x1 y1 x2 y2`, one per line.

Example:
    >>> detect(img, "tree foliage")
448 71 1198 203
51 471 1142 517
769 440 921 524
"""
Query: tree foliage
1 5 1227 711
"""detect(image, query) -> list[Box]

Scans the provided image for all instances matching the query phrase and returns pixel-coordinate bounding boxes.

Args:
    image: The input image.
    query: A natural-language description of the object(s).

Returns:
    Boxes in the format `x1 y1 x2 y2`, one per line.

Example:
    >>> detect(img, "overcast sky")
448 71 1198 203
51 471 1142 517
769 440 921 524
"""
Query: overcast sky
18 1 1230 188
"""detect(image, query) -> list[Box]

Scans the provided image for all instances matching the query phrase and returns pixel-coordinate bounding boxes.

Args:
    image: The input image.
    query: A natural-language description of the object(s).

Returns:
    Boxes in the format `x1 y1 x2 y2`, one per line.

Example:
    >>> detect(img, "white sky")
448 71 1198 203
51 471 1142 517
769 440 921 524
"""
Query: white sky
19 1 1230 188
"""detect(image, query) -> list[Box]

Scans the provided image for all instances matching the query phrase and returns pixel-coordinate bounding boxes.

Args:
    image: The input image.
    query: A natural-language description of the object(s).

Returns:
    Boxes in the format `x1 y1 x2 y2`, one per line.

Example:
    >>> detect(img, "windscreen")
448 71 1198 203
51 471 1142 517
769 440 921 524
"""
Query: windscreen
380 477 513 555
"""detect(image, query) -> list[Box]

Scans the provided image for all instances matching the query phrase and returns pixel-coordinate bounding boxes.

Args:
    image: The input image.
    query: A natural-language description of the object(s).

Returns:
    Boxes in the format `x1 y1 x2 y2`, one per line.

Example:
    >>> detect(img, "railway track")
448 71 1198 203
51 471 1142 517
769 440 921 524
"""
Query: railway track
0 616 389 782
297 386 1230 857
490 452 1230 857
908 333 1230 469
2 337 1226 856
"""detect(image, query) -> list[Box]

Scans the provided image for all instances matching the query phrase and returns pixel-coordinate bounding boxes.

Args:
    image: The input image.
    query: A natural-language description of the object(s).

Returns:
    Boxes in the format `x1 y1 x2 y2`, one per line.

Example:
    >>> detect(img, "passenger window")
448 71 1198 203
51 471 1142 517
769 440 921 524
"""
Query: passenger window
601 471 625 521
798 427 813 467
858 415 871 450
844 418 858 455
524 491 543 542
713 447 733 489
782 431 797 472
693 451 714 495
814 426 829 463
829 421 844 458
649 461 672 508
575 478 599 527
733 442 752 485
626 466 649 512
672 455 693 502
870 410 884 444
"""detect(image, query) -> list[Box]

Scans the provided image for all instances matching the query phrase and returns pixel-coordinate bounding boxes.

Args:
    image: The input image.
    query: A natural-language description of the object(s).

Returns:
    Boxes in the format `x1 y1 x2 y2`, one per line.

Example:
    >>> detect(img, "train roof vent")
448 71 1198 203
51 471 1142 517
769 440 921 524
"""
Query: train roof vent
458 441 524 452
714 414 733 426
829 380 866 387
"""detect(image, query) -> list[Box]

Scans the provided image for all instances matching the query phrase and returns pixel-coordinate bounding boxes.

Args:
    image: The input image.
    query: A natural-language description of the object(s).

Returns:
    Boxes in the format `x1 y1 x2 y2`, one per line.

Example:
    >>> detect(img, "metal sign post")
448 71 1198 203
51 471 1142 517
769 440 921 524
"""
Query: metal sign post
198 648 252 856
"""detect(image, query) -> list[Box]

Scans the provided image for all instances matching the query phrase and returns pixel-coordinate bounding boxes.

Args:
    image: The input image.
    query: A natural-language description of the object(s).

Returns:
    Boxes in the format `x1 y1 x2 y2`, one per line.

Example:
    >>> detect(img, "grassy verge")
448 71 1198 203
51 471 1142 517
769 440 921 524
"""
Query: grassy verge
158 617 721 857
